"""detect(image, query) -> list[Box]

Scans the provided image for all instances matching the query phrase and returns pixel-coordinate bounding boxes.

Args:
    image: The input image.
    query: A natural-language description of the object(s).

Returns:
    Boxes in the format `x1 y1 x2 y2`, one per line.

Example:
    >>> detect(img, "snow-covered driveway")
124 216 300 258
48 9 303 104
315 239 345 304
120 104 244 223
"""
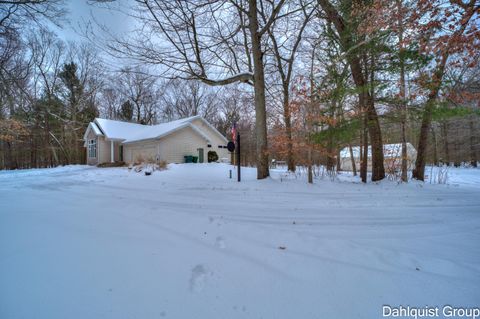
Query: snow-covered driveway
1 164 479 318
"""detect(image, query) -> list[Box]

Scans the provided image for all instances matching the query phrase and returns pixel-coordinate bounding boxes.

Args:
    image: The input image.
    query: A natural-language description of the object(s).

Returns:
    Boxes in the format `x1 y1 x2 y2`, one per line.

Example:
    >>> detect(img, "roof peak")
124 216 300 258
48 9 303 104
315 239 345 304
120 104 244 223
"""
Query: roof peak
91 115 209 143
94 115 201 127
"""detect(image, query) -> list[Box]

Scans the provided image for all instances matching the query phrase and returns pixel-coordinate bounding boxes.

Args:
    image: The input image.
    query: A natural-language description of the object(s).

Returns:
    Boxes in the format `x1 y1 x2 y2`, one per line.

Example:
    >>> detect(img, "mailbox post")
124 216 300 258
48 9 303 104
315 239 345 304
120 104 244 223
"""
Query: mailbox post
236 133 240 182
227 136 240 182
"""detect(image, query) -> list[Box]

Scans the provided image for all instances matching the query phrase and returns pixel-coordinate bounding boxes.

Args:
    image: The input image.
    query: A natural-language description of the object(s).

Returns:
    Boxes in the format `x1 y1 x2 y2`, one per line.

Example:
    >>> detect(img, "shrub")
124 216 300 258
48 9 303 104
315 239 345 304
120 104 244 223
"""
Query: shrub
208 151 219 163
158 160 167 170
97 161 125 168
134 154 144 166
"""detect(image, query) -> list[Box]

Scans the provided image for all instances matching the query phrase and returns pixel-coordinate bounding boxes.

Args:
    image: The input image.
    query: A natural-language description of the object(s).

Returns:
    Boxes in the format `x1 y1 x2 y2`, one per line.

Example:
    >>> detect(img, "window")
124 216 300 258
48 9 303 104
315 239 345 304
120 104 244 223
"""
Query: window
88 139 97 158
207 144 212 148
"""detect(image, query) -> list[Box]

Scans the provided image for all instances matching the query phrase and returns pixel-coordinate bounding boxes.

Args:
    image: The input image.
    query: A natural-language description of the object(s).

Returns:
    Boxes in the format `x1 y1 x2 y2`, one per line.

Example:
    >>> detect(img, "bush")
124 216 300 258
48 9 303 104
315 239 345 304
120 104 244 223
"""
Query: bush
133 154 144 166
132 160 167 174
208 151 219 163
97 161 125 168
158 160 167 170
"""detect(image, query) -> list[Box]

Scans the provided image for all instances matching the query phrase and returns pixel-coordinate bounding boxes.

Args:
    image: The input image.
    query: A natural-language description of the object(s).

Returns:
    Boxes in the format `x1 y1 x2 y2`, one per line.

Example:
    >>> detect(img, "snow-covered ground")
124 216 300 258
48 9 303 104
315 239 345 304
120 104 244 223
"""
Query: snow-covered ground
1 164 479 319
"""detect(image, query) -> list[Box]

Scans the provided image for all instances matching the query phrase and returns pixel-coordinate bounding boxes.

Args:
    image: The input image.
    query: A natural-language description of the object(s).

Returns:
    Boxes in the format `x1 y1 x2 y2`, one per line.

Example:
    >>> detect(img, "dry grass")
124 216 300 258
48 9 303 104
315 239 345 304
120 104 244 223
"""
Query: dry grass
97 161 125 168
158 160 167 170
131 159 168 174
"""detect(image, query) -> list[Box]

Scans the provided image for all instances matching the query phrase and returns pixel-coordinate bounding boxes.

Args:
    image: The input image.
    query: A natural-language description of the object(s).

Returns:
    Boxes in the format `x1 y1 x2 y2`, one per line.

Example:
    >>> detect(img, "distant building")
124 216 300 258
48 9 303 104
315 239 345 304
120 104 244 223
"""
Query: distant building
83 116 229 165
339 143 417 172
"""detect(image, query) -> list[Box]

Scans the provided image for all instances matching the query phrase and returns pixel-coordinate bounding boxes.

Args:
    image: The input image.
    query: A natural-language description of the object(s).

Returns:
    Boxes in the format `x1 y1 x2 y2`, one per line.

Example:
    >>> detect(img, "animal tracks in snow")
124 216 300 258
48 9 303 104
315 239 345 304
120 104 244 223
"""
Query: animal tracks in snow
189 264 212 293
215 236 226 249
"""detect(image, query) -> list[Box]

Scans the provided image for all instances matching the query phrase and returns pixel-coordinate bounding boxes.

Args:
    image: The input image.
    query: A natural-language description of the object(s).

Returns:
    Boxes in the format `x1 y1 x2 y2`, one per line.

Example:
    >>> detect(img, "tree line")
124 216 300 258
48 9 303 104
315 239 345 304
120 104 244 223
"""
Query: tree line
1 0 479 183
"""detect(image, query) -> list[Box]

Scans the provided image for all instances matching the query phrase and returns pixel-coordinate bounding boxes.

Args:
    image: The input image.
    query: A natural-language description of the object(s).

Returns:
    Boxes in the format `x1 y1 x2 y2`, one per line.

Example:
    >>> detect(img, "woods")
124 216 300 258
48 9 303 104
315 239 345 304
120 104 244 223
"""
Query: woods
1 0 479 182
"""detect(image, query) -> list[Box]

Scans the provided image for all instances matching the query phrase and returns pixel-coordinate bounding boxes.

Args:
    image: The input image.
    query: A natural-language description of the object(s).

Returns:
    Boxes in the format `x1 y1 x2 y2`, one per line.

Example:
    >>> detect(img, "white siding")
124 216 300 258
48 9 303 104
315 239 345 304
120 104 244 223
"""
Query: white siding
122 124 229 164
95 137 121 164
191 119 230 160
122 120 230 164
158 126 209 163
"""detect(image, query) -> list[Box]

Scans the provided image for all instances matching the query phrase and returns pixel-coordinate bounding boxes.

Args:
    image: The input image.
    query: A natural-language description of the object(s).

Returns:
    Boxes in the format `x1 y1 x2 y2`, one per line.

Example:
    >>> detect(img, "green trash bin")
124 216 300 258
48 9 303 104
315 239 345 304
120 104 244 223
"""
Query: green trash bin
192 156 198 163
184 155 193 163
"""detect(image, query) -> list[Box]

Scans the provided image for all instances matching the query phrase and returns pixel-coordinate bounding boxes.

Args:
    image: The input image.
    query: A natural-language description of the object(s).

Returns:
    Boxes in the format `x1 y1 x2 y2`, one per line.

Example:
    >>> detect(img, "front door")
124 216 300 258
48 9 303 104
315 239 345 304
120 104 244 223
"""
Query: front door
119 145 123 162
198 148 204 163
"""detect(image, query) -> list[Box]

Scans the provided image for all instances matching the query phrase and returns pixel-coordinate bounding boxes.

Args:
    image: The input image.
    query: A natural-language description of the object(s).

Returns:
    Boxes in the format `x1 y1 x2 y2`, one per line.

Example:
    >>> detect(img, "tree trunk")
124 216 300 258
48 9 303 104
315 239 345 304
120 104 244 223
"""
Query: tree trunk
318 0 385 182
307 44 315 184
470 117 477 167
326 138 335 171
431 126 438 166
336 149 341 171
349 144 357 176
307 147 313 184
453 124 461 167
361 112 368 183
6 141 13 169
412 3 475 180
442 121 450 166
248 0 269 179
412 99 434 179
397 0 408 182
31 138 36 169
283 89 295 172
412 67 446 179
401 123 408 180
359 128 363 178
44 111 52 167
326 101 337 172
366 53 384 182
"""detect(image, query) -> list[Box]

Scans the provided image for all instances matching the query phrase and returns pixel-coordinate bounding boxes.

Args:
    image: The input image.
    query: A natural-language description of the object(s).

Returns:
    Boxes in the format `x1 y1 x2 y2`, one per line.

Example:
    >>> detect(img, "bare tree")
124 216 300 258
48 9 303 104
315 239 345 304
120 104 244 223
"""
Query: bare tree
160 79 220 123
1 0 65 116
58 43 103 163
266 0 315 172
412 0 479 180
116 67 160 125
0 0 65 36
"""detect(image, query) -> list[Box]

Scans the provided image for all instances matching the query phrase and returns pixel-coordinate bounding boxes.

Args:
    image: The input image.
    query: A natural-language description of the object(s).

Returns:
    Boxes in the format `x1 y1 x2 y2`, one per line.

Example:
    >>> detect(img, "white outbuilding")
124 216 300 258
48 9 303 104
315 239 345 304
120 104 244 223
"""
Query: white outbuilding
340 143 417 172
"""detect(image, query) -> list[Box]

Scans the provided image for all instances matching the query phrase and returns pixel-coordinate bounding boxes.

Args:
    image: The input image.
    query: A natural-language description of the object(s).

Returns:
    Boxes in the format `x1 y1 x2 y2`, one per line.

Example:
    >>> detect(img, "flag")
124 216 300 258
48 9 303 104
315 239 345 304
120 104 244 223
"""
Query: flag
231 122 237 143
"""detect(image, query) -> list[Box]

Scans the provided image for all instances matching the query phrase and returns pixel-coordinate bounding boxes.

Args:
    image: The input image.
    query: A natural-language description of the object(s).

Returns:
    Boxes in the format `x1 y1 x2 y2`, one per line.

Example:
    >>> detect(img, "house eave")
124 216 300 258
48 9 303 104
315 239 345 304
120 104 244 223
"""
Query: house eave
121 123 211 145
83 122 104 146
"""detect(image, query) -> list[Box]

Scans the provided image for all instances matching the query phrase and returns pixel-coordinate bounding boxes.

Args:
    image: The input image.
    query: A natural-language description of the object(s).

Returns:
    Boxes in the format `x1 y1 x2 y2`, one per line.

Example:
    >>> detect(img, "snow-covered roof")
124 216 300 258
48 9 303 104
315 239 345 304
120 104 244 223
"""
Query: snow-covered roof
340 143 417 159
83 122 104 141
121 116 210 143
87 115 224 144
90 122 103 136
93 118 146 140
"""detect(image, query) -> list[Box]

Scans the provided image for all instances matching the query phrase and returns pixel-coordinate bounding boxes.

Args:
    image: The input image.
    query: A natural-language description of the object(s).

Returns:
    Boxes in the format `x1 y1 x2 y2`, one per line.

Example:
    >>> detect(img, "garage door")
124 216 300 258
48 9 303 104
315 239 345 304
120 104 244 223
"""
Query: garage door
131 147 157 163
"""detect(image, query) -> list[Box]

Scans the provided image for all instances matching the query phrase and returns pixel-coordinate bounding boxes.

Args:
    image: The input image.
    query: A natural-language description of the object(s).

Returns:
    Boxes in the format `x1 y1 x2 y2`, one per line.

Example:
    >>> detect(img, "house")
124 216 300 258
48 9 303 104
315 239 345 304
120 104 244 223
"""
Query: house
339 143 417 172
83 116 230 165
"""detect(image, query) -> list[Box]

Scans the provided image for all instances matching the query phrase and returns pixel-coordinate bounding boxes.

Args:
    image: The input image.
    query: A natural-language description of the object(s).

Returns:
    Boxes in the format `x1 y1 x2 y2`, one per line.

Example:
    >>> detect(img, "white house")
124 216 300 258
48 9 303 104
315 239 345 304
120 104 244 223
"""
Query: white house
83 116 230 165
339 143 417 172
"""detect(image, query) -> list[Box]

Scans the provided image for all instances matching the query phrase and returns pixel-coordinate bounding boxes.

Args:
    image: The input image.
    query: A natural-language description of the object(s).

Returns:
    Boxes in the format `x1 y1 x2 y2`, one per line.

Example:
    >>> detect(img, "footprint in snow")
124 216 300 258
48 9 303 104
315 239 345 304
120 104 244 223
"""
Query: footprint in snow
215 236 226 249
189 264 209 293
